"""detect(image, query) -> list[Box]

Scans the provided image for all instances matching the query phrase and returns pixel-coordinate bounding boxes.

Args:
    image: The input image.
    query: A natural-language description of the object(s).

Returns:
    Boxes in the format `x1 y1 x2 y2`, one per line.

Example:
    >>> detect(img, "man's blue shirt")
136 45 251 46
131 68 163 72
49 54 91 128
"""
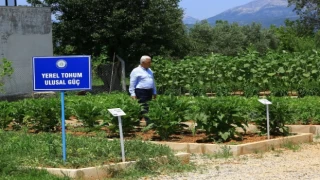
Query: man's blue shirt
129 65 157 96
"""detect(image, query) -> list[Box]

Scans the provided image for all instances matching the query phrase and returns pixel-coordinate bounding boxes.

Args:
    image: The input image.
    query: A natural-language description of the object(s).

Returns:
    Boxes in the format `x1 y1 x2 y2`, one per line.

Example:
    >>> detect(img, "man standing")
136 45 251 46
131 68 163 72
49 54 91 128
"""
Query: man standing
129 55 157 125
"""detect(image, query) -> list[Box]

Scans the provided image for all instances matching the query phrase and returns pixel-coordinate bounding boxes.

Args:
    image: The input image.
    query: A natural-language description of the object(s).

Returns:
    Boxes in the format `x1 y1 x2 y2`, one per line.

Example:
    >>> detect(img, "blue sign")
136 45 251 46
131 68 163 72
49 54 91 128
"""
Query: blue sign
33 56 92 91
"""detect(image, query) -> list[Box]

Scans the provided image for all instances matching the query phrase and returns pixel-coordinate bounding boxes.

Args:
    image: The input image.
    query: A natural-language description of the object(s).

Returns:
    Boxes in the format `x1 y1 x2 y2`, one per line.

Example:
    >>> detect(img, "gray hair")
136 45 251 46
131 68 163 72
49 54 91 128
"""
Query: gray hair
140 55 151 64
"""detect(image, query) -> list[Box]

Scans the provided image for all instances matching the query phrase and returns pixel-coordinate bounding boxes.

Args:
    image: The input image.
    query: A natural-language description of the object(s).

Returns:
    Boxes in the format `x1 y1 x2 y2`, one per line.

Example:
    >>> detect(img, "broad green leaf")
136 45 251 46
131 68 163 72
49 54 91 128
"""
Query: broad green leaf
303 73 310 77
278 67 285 73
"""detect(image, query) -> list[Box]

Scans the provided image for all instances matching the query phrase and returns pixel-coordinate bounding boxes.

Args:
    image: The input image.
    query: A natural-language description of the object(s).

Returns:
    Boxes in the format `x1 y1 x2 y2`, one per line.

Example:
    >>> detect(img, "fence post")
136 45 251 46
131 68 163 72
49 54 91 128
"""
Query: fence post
116 55 126 92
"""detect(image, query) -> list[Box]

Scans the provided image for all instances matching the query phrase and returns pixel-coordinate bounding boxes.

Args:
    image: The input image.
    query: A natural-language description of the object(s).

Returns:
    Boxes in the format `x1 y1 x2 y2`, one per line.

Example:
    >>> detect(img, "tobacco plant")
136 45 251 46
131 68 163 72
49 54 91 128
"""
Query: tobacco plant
67 95 104 127
147 95 190 140
0 101 16 129
103 93 141 134
189 97 248 142
252 97 290 136
23 98 60 132
153 51 320 97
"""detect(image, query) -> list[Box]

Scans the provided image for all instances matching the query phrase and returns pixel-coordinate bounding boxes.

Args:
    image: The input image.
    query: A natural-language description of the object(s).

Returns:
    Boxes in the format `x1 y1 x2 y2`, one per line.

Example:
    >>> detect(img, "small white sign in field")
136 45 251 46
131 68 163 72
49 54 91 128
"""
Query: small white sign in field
108 108 126 117
258 99 272 105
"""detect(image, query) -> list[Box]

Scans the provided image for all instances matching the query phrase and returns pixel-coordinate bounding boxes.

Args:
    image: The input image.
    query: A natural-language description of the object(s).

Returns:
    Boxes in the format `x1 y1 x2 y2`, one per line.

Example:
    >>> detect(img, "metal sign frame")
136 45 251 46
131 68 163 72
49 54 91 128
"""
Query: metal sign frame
32 56 92 91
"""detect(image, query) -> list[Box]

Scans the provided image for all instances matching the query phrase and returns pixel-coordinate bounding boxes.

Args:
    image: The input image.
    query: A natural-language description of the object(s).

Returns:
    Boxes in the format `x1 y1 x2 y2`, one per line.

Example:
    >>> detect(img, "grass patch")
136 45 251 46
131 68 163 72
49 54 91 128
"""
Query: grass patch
204 145 233 159
0 130 193 179
2 169 70 180
282 141 301 152
214 145 233 159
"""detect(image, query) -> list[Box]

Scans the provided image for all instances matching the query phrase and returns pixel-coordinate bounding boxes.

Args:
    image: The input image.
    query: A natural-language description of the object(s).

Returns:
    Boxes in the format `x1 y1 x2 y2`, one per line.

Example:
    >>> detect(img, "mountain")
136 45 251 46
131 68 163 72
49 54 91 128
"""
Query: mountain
206 0 299 27
183 15 199 24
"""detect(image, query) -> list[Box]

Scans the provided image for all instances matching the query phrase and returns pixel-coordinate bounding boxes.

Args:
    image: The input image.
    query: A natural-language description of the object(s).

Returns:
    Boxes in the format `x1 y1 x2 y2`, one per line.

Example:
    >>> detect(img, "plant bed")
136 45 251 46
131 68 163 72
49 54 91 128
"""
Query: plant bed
65 125 313 157
0 130 191 179
117 129 288 145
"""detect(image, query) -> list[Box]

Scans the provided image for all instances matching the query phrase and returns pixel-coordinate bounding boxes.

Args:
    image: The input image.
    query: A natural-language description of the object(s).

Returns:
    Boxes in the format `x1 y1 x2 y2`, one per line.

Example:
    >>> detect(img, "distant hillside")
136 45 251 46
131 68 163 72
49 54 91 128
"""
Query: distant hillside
183 15 199 25
187 0 299 27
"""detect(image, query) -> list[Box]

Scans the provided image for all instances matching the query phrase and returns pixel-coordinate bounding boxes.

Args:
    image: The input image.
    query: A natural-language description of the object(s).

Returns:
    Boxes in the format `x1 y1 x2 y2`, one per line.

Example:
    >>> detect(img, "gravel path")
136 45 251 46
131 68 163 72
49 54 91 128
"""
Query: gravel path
141 142 320 180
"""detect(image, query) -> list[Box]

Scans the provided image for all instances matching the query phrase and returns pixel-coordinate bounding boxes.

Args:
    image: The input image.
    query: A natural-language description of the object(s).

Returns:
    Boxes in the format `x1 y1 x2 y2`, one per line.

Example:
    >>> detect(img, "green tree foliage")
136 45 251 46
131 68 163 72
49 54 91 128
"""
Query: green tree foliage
272 19 320 52
188 21 279 56
288 0 320 30
188 21 215 56
211 21 246 56
241 23 279 54
27 0 188 66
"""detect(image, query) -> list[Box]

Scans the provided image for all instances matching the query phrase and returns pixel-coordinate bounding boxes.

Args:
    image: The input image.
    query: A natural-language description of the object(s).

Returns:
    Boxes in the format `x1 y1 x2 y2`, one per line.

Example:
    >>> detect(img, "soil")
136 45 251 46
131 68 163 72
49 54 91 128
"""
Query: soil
126 130 284 144
11 119 288 144
69 127 285 145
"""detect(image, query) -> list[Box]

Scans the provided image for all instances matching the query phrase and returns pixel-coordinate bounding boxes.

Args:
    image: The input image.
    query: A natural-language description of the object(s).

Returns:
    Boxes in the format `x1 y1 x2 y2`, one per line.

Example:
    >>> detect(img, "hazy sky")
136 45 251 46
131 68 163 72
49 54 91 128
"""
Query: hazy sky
179 0 254 20
8 0 254 20
0 0 28 6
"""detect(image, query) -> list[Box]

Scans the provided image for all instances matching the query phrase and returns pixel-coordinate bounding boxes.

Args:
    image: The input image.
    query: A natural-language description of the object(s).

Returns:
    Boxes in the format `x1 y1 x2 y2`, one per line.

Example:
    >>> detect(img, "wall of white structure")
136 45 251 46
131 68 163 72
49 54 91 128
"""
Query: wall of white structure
0 6 53 96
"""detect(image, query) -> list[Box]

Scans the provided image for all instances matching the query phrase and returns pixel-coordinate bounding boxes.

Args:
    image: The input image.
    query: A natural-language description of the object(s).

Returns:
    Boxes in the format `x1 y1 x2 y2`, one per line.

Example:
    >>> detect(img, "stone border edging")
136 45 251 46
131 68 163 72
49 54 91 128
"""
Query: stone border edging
151 133 313 156
38 152 190 179
286 125 320 134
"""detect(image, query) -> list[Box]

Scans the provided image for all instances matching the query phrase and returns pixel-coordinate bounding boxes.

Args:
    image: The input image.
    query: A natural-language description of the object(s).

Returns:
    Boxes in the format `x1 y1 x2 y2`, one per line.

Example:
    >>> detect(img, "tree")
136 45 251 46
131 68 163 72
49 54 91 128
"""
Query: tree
187 20 279 56
27 0 189 67
188 21 215 56
272 19 319 52
211 20 246 56
288 0 320 30
242 23 279 54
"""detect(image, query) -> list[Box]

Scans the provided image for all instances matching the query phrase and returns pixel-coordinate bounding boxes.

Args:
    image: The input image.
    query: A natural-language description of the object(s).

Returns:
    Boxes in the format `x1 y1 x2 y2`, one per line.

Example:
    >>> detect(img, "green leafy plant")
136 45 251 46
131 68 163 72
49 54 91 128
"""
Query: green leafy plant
0 58 14 92
104 94 141 134
68 95 104 128
0 101 16 129
252 97 290 136
191 97 248 142
148 95 190 140
153 51 320 97
23 98 60 132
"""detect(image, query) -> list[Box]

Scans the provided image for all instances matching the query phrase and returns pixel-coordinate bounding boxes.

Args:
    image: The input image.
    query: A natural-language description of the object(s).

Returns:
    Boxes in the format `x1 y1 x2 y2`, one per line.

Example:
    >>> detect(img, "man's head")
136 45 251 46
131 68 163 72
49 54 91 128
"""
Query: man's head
140 55 152 69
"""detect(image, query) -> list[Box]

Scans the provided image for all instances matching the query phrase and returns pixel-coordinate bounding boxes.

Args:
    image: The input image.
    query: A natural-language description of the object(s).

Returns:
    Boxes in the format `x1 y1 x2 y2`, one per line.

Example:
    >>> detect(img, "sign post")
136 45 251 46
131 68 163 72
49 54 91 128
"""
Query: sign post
108 108 126 162
258 99 272 139
33 56 91 162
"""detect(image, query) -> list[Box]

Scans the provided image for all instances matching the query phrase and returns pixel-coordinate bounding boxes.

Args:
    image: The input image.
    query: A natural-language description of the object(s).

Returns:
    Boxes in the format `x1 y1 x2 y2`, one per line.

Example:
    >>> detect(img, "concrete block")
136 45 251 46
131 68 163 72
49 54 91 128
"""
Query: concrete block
287 125 312 133
203 144 222 154
187 143 204 154
163 142 188 152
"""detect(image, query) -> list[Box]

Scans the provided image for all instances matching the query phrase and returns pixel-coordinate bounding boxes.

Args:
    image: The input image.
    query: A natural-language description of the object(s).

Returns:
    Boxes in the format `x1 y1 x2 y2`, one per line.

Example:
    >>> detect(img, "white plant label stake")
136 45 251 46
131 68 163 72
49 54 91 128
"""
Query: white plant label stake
108 108 126 162
258 99 272 139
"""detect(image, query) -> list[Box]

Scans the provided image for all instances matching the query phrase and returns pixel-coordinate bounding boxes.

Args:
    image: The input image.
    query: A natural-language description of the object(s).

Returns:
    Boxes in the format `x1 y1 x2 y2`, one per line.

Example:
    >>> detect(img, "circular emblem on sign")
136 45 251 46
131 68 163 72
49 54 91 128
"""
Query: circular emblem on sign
56 59 67 69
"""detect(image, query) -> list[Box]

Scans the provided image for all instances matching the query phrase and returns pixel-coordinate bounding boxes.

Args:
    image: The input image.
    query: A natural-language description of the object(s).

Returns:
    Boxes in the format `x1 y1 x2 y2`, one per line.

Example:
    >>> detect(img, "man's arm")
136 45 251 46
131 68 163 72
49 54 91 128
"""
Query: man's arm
152 73 157 99
129 70 138 98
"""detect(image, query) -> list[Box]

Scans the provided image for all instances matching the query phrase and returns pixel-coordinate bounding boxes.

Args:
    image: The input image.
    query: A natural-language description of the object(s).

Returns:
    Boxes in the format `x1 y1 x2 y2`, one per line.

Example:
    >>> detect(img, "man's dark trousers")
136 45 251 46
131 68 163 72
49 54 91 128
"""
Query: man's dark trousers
135 88 153 124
